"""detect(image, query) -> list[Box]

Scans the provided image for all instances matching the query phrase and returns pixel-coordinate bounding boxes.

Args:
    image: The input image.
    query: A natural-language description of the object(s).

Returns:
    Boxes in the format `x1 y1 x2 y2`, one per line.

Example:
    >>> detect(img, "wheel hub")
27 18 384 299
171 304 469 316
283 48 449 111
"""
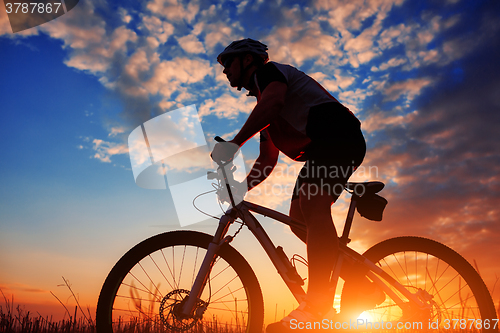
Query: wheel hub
159 289 208 331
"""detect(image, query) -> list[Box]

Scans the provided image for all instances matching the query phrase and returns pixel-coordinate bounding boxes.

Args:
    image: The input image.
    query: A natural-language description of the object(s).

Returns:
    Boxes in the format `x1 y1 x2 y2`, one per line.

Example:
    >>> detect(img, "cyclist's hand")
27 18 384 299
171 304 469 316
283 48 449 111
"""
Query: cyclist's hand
211 141 239 164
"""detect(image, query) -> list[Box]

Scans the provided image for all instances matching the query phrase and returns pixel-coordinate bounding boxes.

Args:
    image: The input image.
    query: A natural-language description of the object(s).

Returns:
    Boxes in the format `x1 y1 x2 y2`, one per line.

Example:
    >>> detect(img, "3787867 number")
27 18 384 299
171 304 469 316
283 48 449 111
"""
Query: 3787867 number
442 319 499 330
5 2 62 14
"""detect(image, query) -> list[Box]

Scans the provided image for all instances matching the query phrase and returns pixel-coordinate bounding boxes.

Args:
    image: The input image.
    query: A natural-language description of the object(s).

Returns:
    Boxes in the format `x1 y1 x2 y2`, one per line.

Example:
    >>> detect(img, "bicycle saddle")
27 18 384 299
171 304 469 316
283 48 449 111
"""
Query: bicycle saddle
345 181 385 195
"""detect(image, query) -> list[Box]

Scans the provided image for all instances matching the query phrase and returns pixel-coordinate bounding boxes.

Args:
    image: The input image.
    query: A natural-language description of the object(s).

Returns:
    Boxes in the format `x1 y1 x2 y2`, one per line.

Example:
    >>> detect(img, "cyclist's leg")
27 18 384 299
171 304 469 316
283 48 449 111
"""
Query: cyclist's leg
290 194 382 309
297 182 339 314
289 157 354 314
289 195 307 243
290 198 373 283
292 140 370 316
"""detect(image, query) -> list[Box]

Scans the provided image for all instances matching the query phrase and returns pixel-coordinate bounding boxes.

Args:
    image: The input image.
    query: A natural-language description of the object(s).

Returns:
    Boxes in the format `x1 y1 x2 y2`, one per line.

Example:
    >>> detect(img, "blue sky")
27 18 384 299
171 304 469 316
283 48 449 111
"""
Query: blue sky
1 0 500 320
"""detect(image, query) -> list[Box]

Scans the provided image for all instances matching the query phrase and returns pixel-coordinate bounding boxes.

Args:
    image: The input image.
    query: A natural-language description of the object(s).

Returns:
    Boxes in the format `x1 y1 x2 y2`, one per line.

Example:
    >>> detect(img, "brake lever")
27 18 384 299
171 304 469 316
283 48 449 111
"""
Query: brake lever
207 171 218 180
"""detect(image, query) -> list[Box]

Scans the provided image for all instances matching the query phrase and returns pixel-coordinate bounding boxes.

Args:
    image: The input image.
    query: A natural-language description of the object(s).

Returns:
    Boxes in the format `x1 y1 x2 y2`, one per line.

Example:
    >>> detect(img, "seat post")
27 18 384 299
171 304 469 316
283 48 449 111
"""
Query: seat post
340 196 358 244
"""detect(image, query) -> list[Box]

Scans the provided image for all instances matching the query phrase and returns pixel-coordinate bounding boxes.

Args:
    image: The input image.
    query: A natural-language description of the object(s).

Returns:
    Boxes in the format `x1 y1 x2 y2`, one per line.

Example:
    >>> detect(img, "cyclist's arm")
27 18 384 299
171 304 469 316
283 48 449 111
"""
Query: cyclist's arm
245 132 279 191
230 81 287 147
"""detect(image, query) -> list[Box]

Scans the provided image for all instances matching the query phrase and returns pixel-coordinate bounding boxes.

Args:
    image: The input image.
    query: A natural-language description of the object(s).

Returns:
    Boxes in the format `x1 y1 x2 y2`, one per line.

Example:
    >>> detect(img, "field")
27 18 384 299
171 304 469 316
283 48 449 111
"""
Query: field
1 288 499 333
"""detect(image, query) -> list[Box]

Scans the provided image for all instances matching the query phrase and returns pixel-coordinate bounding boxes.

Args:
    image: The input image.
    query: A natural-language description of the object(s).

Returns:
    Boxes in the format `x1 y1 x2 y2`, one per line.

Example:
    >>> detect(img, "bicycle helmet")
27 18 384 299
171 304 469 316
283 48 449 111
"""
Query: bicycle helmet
217 38 269 91
217 38 269 66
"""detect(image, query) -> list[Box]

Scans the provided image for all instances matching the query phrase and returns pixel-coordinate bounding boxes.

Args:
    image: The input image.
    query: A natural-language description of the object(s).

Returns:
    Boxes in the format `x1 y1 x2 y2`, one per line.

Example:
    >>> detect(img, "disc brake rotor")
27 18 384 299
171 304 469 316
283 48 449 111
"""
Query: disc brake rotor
159 289 208 331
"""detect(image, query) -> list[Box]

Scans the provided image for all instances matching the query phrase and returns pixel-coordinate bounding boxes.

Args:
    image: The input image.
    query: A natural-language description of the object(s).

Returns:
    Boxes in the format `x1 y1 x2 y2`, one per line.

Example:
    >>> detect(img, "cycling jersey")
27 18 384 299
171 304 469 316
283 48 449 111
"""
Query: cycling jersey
255 62 361 161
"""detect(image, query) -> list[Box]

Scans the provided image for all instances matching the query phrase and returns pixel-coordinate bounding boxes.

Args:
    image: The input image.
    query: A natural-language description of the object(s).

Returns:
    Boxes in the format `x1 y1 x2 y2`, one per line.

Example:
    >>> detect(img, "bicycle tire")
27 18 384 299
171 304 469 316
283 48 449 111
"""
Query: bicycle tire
96 230 264 333
342 236 497 332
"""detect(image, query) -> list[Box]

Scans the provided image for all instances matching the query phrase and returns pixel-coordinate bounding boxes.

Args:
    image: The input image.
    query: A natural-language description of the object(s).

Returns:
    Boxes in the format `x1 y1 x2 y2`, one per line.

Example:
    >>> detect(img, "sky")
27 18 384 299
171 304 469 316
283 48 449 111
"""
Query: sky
1 0 500 324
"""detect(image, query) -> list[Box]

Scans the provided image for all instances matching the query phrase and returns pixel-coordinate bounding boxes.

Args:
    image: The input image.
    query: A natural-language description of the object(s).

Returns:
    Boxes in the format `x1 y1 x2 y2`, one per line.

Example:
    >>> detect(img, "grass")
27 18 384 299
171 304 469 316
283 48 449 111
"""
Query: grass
1 299 499 332
0 274 499 333
0 285 247 333
1 278 96 333
0 294 94 333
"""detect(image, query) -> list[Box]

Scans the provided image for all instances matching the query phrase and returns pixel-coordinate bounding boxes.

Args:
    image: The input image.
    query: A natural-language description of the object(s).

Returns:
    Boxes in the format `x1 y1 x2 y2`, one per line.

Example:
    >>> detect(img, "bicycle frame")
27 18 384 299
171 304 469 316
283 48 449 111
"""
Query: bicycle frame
96 138 496 333
181 197 429 318
179 149 429 318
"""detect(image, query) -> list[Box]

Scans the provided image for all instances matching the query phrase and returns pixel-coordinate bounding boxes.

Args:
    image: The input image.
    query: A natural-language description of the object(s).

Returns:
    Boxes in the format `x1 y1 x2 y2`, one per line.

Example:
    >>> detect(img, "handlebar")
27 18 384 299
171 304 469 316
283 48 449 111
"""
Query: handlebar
214 136 225 143
211 136 238 166
210 136 239 209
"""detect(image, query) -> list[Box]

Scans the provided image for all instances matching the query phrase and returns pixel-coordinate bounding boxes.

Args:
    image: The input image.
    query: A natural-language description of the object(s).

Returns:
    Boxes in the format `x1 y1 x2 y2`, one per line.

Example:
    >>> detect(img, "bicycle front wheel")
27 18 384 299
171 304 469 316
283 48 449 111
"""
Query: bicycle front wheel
96 230 264 333
355 237 497 332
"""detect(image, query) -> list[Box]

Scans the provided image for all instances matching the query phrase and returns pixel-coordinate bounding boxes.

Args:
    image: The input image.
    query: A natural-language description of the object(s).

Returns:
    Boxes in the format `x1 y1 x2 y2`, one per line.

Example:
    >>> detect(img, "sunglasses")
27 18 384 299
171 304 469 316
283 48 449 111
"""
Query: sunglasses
223 56 236 68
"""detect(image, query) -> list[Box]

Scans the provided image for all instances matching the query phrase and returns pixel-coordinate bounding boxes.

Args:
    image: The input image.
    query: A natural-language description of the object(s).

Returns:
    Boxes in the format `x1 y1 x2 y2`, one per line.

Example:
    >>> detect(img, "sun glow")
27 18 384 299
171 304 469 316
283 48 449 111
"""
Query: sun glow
357 311 374 323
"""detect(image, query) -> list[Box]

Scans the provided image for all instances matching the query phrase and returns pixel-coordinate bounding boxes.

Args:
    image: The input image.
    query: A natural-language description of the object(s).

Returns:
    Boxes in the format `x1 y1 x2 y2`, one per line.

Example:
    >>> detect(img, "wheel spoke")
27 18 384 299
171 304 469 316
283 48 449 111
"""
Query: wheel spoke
97 231 263 333
353 237 497 330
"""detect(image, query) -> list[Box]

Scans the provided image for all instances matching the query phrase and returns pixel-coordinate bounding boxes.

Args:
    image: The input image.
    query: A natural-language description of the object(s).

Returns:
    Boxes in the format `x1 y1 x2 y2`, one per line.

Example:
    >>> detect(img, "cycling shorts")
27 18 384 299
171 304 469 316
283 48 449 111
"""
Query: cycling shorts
291 103 366 201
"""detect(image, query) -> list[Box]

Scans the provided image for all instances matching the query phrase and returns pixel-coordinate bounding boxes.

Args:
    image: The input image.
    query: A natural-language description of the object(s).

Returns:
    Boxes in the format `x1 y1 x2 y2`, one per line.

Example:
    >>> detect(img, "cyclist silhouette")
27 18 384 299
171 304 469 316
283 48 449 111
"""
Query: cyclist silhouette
211 38 383 332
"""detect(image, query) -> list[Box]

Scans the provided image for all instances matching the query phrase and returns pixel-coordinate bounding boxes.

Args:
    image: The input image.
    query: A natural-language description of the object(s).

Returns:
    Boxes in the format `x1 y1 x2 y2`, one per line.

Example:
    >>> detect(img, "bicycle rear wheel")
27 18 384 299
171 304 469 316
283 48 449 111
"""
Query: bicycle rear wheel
96 230 264 333
343 237 497 332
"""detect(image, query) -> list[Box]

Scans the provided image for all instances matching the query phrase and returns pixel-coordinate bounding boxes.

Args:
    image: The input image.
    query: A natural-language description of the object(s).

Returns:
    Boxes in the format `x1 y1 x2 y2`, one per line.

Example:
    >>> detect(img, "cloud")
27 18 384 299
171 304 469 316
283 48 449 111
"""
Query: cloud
377 23 410 51
142 15 174 44
372 57 407 71
162 146 212 173
109 127 126 137
176 34 206 54
198 93 255 119
33 3 138 77
92 139 128 163
123 49 154 87
264 11 343 67
6 0 498 219
200 22 237 53
270 25 342 67
317 0 405 67
143 57 213 99
336 88 371 114
310 71 356 93
235 0 249 14
347 17 500 289
146 0 199 23
317 0 404 31
66 25 137 74
362 110 418 133
0 283 49 294
359 13 464 72
383 78 433 102
118 8 132 24
2 0 500 307
343 23 383 67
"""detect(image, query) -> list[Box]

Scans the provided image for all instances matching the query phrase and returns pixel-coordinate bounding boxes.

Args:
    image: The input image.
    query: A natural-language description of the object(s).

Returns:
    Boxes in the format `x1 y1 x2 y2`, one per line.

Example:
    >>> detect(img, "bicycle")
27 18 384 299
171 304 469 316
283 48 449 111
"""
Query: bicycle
96 137 498 333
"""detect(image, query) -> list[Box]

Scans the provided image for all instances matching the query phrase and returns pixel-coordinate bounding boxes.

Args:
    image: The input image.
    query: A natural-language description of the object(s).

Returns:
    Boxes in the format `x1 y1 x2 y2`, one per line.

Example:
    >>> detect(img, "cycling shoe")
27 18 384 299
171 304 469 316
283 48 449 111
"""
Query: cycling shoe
266 301 337 333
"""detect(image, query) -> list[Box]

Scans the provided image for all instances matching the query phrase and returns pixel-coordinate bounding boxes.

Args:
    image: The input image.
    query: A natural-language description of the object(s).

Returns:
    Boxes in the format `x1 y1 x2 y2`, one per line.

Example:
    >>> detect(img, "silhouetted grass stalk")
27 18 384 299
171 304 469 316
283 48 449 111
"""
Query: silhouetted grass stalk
1 266 499 333
1 288 95 332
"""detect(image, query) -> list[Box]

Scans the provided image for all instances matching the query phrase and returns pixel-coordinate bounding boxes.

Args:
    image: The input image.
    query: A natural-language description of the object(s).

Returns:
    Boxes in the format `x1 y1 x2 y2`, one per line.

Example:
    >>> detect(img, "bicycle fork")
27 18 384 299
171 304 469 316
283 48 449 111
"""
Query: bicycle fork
179 211 236 317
